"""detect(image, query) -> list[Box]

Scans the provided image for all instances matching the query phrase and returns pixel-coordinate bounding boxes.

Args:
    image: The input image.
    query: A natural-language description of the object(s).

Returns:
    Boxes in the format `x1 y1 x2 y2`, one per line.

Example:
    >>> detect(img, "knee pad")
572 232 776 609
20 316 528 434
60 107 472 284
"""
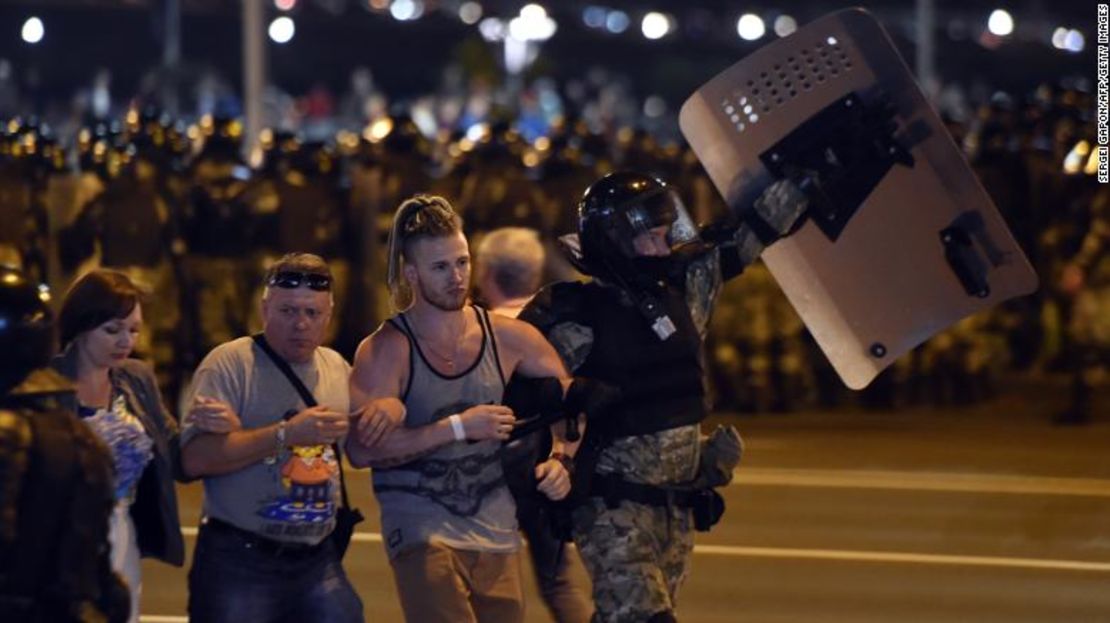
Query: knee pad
647 610 678 623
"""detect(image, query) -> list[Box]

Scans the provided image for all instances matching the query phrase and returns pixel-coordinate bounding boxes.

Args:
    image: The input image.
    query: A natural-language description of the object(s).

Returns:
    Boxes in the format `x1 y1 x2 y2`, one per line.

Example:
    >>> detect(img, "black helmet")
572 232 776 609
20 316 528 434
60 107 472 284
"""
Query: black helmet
257 128 300 176
0 267 53 395
197 113 244 162
573 171 700 288
290 140 336 179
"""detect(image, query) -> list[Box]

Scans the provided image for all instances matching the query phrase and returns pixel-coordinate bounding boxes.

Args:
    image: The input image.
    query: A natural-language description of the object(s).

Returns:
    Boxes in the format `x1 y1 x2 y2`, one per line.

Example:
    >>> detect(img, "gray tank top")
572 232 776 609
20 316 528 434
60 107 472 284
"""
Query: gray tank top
372 305 521 559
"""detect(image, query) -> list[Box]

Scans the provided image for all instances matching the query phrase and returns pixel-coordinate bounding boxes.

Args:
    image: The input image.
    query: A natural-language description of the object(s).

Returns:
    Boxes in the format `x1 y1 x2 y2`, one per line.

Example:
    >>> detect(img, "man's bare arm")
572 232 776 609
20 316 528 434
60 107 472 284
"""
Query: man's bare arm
182 424 282 477
346 325 507 468
183 402 349 477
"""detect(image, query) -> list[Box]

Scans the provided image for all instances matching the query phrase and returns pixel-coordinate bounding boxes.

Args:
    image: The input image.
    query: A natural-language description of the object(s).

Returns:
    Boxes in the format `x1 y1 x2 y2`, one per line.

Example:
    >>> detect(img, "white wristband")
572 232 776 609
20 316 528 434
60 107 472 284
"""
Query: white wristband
448 414 465 441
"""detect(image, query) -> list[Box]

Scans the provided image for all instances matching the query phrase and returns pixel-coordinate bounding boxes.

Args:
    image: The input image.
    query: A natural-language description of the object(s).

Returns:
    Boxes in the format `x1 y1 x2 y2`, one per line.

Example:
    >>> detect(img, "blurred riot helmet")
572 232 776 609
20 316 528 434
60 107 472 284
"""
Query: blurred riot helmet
0 266 53 396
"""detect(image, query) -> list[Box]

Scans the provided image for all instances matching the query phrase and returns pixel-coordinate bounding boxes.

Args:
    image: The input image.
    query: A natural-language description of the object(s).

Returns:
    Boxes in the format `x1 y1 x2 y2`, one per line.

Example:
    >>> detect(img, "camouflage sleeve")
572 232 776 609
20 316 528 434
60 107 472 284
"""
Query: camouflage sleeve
685 249 724 338
519 281 595 373
547 322 594 373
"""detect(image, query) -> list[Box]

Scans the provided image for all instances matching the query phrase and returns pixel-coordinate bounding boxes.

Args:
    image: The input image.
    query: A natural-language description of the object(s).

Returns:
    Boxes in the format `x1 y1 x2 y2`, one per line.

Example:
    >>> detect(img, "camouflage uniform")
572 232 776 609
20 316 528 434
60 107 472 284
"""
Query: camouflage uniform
572 427 699 621
538 252 724 623
525 171 801 623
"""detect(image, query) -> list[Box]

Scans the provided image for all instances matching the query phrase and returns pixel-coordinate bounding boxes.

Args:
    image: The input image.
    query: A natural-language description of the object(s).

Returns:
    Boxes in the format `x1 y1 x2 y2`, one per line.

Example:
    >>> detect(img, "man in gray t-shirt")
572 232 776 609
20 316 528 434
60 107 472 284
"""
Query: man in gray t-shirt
180 253 363 623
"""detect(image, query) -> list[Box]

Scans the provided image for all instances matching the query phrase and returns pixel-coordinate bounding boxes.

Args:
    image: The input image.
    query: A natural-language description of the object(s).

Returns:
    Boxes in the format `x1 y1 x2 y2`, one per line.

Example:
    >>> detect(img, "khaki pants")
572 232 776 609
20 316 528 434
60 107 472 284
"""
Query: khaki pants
389 542 525 623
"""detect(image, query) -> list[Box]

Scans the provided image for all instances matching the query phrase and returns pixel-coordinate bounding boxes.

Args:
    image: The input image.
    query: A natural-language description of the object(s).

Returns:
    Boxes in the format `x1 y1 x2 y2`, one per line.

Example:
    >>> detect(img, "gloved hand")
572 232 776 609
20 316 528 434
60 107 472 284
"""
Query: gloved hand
731 178 810 266
753 177 810 236
693 424 744 488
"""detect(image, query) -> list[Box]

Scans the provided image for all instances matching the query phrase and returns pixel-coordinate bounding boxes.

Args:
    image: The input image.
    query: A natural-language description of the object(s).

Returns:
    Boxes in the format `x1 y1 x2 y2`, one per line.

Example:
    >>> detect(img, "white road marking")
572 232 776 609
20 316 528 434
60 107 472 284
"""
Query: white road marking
732 468 1110 497
179 528 1110 571
691 545 1110 572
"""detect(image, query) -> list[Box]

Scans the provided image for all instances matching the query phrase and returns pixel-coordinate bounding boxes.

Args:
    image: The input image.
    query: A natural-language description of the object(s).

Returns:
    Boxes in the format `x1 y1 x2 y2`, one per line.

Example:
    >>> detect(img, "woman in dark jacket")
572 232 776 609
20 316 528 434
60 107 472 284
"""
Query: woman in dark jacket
52 269 238 623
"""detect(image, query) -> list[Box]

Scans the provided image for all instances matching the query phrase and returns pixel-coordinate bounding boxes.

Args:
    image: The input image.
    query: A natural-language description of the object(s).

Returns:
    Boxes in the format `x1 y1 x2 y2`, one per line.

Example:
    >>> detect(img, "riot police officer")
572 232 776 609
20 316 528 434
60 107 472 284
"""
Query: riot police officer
519 171 806 622
0 266 127 623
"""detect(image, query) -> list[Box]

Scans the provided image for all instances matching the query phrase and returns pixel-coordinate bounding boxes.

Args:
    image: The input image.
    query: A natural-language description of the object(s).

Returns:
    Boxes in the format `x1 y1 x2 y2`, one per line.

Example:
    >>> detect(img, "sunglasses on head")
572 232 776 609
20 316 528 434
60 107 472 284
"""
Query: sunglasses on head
267 271 332 291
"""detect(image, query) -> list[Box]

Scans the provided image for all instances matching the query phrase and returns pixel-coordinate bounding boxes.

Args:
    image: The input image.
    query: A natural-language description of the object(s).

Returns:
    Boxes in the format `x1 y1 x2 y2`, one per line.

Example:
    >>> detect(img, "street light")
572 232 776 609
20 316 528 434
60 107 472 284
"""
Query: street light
737 13 765 41
268 16 295 43
773 15 797 38
21 17 44 44
390 0 424 21
459 2 482 25
505 4 557 74
606 10 630 34
509 4 556 42
641 12 670 40
1064 29 1085 53
987 9 1013 37
583 6 606 29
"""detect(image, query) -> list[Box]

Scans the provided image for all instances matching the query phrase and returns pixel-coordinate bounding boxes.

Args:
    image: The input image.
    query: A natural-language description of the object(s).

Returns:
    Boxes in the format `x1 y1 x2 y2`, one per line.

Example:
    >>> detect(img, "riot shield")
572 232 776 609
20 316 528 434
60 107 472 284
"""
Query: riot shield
679 8 1037 389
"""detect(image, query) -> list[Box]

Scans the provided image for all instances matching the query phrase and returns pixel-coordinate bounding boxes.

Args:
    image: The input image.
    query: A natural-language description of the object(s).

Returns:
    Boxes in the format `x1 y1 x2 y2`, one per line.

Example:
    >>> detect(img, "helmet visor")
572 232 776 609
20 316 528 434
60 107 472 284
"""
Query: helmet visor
620 187 700 251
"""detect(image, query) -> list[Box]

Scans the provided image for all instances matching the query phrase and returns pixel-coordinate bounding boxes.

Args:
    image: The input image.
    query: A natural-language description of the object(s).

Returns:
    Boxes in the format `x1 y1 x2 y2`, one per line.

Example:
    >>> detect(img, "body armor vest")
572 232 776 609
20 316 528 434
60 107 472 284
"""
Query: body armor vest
578 282 708 438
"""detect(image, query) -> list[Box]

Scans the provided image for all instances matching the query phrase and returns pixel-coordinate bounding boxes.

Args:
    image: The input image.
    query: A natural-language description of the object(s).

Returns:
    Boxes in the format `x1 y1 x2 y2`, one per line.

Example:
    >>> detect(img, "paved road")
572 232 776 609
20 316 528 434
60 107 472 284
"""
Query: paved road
141 379 1110 622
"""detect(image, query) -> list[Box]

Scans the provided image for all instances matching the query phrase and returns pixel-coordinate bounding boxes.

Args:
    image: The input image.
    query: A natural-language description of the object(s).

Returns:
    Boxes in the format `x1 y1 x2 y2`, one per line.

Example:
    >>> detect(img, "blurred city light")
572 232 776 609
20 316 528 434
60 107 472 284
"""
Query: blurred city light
1086 147 1101 176
21 17 44 44
268 16 295 43
274 0 297 11
737 13 765 41
1064 29 1085 53
509 4 557 42
459 2 482 25
641 12 671 40
466 123 488 142
521 4 546 21
605 10 630 34
987 9 1013 36
364 117 393 142
583 6 607 29
390 0 424 21
1052 27 1068 49
1064 140 1089 175
773 15 797 38
479 17 506 41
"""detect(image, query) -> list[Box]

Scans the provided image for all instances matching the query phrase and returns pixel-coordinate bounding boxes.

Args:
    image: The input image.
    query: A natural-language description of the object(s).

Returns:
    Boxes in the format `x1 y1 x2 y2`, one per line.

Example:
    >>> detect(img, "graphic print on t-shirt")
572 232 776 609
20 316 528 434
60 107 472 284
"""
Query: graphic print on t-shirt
255 410 339 538
256 443 337 532
375 401 505 517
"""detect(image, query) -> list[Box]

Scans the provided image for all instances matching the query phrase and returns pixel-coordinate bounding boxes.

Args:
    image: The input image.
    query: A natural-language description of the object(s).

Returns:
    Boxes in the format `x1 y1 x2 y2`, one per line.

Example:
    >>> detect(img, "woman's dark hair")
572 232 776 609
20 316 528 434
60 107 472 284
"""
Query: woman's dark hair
58 269 145 347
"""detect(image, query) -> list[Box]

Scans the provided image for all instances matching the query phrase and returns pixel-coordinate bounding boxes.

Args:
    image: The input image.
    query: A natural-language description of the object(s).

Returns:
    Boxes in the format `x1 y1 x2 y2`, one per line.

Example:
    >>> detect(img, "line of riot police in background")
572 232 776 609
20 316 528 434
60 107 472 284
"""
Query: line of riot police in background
0 79 1104 421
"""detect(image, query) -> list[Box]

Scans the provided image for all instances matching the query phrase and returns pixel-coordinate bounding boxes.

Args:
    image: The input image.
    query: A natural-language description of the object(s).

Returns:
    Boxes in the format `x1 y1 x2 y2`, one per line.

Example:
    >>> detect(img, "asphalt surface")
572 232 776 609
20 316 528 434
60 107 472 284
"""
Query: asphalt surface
140 375 1109 622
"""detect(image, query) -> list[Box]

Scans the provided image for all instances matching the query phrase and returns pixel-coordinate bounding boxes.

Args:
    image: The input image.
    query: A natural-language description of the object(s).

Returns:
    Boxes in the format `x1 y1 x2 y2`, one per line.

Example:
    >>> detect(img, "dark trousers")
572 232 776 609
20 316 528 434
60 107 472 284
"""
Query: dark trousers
516 492 593 623
187 522 363 623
